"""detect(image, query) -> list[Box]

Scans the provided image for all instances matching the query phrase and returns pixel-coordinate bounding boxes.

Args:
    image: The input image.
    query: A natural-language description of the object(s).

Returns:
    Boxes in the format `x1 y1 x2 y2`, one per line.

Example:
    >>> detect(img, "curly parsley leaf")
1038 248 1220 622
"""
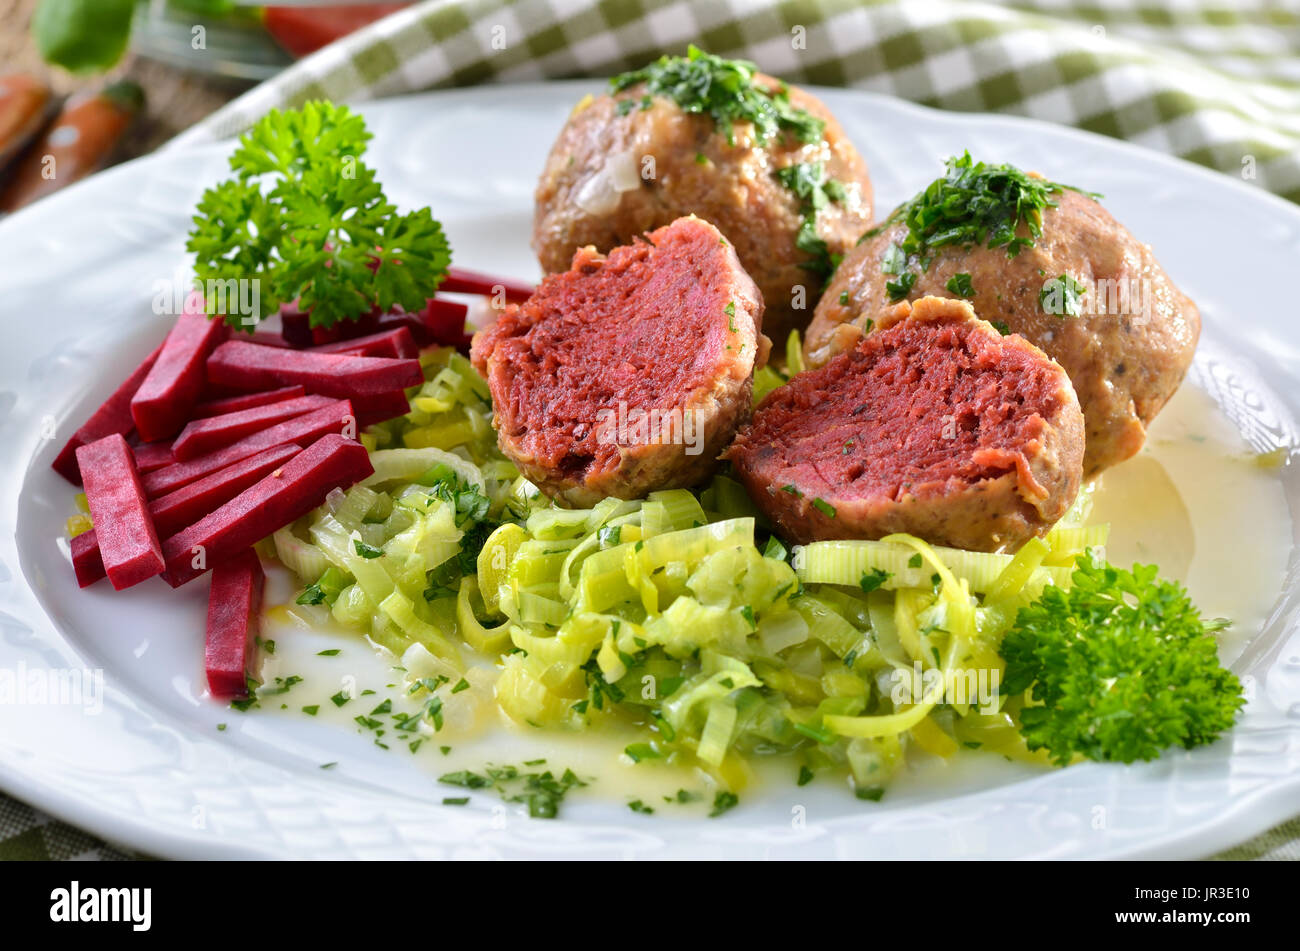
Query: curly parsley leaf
999 552 1244 767
187 101 450 330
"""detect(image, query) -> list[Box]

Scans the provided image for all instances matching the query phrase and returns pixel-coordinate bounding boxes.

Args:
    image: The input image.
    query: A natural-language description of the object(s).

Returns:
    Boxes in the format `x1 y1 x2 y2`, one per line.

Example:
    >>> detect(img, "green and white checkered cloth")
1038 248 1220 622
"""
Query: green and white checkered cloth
170 0 1300 205
5 0 1299 861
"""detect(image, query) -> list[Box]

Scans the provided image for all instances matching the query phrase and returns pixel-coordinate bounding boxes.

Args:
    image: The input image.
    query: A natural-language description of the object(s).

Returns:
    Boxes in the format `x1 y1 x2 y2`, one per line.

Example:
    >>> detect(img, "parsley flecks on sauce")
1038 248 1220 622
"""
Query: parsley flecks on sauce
862 152 1096 302
439 764 587 819
610 45 824 146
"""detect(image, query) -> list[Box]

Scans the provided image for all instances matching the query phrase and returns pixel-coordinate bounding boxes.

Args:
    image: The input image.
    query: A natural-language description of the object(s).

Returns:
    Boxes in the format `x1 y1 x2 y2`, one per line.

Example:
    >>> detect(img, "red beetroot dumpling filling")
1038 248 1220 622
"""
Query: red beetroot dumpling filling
472 215 765 504
728 297 1084 551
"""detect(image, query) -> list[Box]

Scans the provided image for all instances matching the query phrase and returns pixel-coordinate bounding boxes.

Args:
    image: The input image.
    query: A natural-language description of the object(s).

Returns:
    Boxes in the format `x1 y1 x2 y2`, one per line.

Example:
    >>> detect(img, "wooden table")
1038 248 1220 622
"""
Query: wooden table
1 0 248 163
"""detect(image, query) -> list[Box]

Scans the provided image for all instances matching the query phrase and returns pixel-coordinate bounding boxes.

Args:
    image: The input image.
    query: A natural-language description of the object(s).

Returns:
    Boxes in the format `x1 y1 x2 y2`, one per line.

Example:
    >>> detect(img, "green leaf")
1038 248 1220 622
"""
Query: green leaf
186 101 449 330
1000 554 1245 766
33 0 135 74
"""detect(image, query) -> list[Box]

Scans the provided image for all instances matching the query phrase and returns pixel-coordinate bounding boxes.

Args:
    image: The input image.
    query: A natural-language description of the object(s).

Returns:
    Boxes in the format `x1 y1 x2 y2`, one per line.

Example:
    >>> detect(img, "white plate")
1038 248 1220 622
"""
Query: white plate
1 83 1298 860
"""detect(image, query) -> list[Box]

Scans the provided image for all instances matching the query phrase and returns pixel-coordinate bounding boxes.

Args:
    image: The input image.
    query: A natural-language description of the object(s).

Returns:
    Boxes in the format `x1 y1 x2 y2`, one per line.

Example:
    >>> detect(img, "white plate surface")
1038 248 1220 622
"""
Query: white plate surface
1 82 1298 859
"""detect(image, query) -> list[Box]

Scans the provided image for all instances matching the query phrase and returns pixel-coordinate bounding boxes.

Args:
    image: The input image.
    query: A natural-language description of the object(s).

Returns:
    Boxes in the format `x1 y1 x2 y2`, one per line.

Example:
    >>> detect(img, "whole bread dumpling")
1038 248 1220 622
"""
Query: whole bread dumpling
533 51 873 346
806 176 1199 476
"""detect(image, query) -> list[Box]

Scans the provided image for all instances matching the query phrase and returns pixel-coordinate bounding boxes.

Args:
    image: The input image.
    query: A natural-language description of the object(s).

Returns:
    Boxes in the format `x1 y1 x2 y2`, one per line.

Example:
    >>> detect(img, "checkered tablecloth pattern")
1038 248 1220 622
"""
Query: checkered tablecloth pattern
5 0 1297 860
170 0 1300 206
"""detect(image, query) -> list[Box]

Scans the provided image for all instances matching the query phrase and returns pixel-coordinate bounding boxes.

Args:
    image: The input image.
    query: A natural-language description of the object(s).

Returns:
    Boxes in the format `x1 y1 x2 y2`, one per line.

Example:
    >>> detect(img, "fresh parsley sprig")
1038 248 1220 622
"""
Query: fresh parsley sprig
187 101 451 329
999 552 1244 767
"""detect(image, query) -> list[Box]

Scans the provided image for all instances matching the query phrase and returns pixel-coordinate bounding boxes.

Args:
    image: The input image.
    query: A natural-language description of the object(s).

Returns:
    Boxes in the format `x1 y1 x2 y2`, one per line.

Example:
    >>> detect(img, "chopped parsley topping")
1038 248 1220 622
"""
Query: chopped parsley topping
296 583 326 605
885 270 916 302
353 539 384 559
859 568 891 593
610 46 824 147
709 791 740 817
775 162 846 283
946 272 976 298
864 152 1095 302
811 497 836 518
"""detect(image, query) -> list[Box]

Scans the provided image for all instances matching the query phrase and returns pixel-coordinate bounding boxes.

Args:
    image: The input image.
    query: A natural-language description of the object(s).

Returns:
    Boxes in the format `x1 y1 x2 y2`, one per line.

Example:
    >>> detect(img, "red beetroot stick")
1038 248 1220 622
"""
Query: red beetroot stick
131 305 229 441
352 390 411 428
132 441 174 473
71 443 301 587
309 326 417 359
162 434 373 587
279 300 313 348
248 330 292 349
207 340 422 398
442 266 534 302
52 343 163 484
205 549 265 698
420 297 472 349
143 399 354 498
171 393 333 461
192 385 306 419
76 434 164 590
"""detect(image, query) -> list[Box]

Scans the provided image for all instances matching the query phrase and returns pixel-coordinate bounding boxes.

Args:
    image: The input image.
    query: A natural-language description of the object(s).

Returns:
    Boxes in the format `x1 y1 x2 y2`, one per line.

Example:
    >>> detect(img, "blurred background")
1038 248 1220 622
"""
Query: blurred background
0 0 411 209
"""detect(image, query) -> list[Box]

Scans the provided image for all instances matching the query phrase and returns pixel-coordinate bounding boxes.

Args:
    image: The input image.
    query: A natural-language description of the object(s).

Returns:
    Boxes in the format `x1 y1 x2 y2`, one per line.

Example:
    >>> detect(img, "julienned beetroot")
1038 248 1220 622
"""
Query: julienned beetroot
171 393 333 461
192 385 306 419
309 326 418 359
52 343 163 484
131 305 229 442
412 298 472 350
204 549 265 699
132 442 174 474
351 390 411 428
162 433 373 587
142 399 354 498
206 340 422 398
442 266 534 302
71 443 301 587
75 434 165 590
